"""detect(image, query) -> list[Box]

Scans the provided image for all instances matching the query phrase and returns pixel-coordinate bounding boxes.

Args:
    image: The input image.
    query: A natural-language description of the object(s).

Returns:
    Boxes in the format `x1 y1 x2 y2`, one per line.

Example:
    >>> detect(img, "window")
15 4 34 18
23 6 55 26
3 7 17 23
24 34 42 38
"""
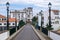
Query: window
28 15 30 17
9 23 11 25
2 18 6 20
18 16 20 19
54 11 59 15
0 23 2 25
0 27 2 31
4 27 7 30
13 14 15 17
51 22 54 24
52 21 59 24
0 18 1 20
4 23 6 25
55 16 60 19
13 23 15 25
55 21 59 24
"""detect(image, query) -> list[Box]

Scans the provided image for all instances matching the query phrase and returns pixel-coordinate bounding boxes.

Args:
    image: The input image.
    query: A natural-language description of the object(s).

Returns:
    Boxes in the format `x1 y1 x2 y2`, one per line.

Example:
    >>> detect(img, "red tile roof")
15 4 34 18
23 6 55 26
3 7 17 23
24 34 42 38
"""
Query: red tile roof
0 14 6 18
0 14 19 22
52 29 60 35
9 18 18 22
0 18 18 22
52 10 59 14
57 29 60 34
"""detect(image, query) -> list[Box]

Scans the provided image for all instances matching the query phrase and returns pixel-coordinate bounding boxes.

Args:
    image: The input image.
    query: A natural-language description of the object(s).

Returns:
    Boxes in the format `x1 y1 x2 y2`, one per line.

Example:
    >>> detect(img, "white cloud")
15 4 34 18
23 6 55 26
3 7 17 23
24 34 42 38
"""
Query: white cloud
0 0 60 8
0 0 60 13
0 0 60 16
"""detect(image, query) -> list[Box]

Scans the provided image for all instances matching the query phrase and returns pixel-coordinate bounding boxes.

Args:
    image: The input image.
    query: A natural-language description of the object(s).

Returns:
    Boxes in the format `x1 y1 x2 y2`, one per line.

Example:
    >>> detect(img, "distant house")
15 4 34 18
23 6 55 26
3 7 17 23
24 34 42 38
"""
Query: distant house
43 10 60 30
0 14 18 32
49 29 60 40
0 15 7 31
10 7 33 22
9 18 18 29
0 7 33 32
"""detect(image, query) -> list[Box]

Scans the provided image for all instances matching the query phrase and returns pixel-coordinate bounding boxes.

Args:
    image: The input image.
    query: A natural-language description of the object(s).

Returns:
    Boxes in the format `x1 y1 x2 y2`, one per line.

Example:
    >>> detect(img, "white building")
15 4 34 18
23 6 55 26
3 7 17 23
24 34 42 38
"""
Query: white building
0 7 33 32
10 7 33 22
43 10 60 31
0 14 18 31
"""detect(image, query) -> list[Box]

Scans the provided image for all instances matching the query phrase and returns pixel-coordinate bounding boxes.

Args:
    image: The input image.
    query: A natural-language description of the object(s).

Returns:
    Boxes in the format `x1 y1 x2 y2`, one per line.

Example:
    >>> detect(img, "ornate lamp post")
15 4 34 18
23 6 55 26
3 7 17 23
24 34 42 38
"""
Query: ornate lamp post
6 2 10 30
48 2 52 28
39 10 43 31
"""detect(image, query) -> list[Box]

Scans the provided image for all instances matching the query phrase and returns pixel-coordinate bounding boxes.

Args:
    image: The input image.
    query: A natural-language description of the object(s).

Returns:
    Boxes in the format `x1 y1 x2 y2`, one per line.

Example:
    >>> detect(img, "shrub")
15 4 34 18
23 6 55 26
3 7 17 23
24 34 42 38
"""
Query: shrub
46 24 53 30
18 20 25 28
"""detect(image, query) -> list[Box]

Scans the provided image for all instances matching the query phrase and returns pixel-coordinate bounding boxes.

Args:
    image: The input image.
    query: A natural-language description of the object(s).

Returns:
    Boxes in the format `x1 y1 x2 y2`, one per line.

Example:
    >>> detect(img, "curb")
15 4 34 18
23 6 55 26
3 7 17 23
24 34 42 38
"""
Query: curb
6 25 25 40
31 25 52 40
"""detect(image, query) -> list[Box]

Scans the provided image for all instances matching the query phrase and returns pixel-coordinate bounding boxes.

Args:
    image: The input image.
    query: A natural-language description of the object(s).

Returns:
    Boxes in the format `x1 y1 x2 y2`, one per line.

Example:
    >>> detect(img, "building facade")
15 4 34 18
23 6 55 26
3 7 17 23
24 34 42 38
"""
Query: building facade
10 7 33 22
0 15 7 31
43 10 60 30
0 7 33 32
0 14 18 32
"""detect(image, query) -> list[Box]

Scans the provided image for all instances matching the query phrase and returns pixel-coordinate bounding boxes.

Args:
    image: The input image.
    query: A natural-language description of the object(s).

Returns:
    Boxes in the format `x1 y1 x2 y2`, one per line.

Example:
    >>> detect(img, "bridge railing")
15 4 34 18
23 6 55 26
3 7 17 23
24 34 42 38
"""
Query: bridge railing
31 25 52 40
10 27 16 36
9 20 25 36
6 25 25 40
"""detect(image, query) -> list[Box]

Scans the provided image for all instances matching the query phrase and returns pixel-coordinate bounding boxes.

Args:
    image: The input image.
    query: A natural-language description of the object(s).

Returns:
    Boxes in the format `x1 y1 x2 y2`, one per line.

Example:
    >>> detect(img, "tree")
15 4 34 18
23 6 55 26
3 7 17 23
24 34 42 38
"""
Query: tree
32 16 38 22
32 16 38 26
18 20 25 28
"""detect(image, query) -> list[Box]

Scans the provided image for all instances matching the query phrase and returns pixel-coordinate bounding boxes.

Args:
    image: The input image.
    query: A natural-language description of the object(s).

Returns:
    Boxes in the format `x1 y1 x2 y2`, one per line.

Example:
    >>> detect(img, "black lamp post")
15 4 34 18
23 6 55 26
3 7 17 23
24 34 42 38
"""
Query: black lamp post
15 10 17 31
48 2 52 28
6 2 10 30
39 10 43 31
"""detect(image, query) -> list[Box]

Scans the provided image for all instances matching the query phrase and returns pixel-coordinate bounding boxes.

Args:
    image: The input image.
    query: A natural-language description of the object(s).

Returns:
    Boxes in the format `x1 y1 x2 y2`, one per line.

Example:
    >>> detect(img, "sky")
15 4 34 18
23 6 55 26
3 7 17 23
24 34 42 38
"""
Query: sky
0 0 60 16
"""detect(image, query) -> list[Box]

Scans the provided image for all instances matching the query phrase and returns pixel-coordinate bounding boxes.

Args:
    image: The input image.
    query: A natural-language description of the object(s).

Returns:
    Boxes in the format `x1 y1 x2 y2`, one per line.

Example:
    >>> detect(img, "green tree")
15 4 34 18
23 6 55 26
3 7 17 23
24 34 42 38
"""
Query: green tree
32 16 38 22
32 16 38 26
18 20 25 28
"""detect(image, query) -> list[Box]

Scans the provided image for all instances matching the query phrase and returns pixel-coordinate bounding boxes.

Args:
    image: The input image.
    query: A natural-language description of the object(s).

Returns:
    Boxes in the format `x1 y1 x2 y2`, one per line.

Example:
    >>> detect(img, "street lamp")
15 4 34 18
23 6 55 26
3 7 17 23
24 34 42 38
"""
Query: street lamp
6 2 10 30
15 10 17 31
48 2 52 28
39 10 43 31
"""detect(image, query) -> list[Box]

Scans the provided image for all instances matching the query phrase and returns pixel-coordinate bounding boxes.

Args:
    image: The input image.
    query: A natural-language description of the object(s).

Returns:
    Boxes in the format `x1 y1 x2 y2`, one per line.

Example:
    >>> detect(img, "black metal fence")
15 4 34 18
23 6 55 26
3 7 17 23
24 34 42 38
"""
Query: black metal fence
10 27 16 36
35 24 40 30
42 27 48 35
35 24 48 35
9 26 20 36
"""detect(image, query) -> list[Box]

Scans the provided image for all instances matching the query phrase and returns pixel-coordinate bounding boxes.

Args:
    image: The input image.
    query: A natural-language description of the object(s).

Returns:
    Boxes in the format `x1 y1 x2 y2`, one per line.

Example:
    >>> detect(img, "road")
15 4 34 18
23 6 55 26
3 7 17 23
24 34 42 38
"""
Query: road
12 24 40 40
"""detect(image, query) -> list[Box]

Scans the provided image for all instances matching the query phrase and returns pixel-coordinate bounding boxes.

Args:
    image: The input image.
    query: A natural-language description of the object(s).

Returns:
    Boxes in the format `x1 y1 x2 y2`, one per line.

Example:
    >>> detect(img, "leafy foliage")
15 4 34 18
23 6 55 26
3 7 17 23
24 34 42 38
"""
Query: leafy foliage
32 16 38 26
10 20 25 36
46 24 53 30
32 16 38 22
18 20 25 28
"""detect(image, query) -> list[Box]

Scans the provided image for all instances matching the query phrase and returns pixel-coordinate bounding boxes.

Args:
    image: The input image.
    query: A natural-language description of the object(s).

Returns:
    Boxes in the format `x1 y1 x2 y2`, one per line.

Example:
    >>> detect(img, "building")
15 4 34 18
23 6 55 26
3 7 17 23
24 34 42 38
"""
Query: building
10 7 33 22
9 18 18 29
43 10 60 31
0 15 7 31
0 7 33 32
0 14 18 32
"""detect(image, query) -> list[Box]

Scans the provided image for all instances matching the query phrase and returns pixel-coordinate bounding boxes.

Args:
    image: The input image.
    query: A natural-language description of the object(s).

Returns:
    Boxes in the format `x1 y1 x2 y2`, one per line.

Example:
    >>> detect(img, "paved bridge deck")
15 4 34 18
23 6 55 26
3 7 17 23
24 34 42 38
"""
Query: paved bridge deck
12 24 40 40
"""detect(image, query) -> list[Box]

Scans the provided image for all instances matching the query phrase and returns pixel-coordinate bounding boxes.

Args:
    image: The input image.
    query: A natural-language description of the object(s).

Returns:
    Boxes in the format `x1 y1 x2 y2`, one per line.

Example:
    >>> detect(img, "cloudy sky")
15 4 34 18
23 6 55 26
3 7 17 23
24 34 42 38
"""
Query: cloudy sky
0 0 60 16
